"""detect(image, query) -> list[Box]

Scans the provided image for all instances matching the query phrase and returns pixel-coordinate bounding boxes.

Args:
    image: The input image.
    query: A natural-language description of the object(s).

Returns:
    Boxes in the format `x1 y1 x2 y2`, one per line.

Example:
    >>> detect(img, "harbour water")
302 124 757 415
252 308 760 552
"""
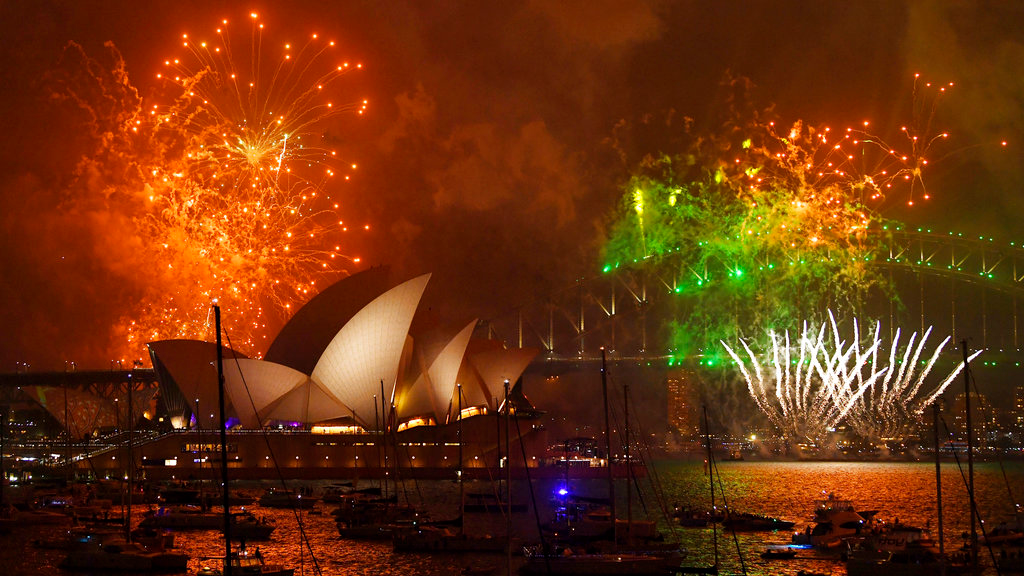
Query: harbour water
4 458 1022 575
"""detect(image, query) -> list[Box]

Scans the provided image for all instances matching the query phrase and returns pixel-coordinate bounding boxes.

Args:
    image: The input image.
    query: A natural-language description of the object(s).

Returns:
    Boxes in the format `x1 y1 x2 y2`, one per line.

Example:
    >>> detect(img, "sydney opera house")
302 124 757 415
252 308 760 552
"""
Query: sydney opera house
75 267 550 480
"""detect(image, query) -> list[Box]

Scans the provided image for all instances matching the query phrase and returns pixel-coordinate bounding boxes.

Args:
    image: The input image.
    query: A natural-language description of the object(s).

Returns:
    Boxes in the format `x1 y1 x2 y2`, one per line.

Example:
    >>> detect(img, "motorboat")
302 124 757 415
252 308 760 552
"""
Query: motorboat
229 511 276 541
158 485 202 505
334 497 419 540
792 493 875 549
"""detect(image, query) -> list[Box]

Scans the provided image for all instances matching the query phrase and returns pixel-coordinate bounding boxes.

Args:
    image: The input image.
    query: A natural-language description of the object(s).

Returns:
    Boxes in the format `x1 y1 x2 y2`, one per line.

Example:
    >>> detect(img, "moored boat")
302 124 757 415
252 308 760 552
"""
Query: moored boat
723 511 795 531
141 505 274 539
140 504 222 529
519 544 684 575
846 542 975 576
792 492 874 549
258 487 318 509
393 524 508 553
671 505 719 528
59 531 188 572
197 546 294 576
192 305 293 576
760 547 798 559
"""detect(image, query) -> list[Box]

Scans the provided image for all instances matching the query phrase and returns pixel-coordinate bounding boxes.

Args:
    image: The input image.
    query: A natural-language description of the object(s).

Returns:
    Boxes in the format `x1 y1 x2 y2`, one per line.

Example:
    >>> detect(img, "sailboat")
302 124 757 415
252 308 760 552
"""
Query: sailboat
140 506 275 540
520 349 685 576
335 389 420 540
195 305 293 576
141 404 275 540
60 366 188 572
846 341 980 576
392 384 508 553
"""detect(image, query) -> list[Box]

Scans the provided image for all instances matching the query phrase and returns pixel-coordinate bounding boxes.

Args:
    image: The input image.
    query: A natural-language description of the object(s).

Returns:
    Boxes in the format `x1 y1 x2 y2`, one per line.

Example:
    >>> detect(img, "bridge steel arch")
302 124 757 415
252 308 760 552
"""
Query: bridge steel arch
482 228 1024 360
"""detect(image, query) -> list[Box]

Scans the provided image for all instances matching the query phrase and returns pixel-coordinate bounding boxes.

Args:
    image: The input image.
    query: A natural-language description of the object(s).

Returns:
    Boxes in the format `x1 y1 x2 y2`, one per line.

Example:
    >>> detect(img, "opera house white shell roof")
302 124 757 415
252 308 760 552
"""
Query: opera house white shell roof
148 268 539 430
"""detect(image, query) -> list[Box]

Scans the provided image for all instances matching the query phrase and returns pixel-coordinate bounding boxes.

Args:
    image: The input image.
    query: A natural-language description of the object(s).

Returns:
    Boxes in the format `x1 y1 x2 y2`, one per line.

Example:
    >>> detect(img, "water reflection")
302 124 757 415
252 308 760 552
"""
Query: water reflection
3 460 1020 575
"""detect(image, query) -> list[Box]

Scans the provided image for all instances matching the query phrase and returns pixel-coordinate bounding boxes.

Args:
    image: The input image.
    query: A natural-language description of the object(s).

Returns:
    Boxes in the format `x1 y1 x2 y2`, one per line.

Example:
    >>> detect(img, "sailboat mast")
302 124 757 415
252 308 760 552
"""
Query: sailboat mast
600 348 616 549
457 384 463 535
704 406 718 569
64 376 70 483
214 305 232 576
932 402 945 562
380 381 389 502
1 407 6 508
126 369 133 542
962 340 977 562
624 381 632 541
503 379 512 576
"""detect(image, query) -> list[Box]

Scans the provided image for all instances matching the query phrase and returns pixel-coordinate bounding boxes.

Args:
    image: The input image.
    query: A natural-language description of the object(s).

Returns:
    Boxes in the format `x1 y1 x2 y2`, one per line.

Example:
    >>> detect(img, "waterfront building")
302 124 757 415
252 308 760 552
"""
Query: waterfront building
951 392 994 447
1015 385 1024 428
111 268 552 479
665 370 698 440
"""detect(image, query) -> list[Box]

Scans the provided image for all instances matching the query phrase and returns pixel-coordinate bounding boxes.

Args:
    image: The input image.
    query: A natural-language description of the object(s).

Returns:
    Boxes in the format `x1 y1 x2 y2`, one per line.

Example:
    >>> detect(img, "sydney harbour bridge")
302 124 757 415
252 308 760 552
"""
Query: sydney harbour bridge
484 226 1024 366
1 225 1022 450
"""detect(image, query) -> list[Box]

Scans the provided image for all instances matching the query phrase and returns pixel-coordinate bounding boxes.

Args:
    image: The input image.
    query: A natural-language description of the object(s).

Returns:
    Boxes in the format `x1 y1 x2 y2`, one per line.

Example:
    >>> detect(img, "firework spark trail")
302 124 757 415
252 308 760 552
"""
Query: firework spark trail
722 311 980 443
155 13 366 194
723 315 879 442
52 12 370 357
600 75 975 363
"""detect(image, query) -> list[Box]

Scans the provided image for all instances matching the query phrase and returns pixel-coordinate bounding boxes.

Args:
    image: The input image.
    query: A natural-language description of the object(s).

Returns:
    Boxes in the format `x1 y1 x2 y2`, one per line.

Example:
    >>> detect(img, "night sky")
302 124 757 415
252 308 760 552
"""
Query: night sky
1 1 1022 370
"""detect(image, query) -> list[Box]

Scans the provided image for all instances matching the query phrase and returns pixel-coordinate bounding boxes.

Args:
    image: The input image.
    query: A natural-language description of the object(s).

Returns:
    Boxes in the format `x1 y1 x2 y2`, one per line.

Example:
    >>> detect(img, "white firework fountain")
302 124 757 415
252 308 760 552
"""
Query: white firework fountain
721 311 981 444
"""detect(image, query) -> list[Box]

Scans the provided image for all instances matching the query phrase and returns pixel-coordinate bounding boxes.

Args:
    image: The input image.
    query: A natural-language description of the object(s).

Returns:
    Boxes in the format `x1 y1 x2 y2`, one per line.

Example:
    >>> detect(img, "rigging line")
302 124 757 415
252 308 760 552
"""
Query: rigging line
618 389 678 536
607 371 675 529
380 397 423 511
475 402 508 522
385 412 425 512
512 397 549 566
709 454 747 575
937 411 1000 571
605 379 651 517
222 327 323 576
449 404 505 521
966 367 1019 513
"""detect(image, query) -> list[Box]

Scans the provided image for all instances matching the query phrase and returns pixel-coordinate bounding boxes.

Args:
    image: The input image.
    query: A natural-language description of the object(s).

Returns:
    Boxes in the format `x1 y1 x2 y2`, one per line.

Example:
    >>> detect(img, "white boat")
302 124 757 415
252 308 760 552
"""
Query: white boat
792 492 874 548
848 361 982 576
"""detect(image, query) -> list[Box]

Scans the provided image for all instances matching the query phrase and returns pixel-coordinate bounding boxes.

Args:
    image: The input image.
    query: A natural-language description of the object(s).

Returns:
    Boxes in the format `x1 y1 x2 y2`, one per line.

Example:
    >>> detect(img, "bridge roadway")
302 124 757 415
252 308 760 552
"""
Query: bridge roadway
0 369 158 403
480 228 1024 357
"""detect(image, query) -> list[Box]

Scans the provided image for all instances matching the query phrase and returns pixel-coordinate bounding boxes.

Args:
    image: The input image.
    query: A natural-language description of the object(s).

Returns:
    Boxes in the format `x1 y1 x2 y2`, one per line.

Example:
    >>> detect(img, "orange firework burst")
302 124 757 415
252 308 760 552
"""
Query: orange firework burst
124 13 367 355
749 74 954 208
709 77 957 259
